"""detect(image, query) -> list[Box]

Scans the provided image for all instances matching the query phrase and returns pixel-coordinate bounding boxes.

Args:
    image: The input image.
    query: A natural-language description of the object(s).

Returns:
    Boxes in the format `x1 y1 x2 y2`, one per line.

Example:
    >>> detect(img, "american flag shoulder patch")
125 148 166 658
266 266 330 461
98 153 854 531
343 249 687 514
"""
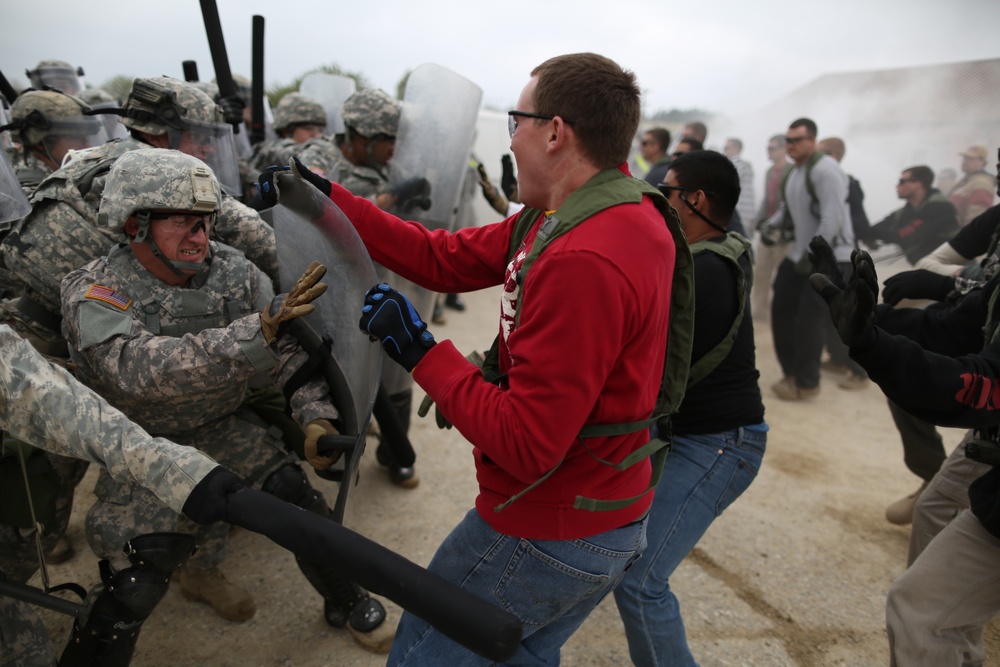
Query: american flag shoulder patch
85 284 132 310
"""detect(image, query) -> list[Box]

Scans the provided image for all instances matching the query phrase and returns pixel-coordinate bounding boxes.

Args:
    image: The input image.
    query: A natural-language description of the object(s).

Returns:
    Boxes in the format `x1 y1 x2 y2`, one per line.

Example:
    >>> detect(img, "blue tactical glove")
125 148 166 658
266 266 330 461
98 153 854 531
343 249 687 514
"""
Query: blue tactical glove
256 164 289 208
881 269 955 306
388 177 432 212
809 246 879 349
359 283 436 372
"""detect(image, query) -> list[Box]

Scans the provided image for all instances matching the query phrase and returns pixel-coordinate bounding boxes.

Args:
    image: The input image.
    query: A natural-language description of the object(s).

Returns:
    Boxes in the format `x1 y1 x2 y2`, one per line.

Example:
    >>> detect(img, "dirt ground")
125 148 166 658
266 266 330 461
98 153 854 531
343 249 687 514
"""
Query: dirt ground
28 259 1000 666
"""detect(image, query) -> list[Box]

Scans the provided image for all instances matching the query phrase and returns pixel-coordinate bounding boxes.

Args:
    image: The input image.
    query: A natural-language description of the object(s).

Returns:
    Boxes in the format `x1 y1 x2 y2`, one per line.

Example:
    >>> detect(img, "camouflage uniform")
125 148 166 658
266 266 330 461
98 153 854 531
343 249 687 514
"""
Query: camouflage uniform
250 93 340 179
6 152 51 199
0 136 278 342
61 239 334 569
0 324 217 667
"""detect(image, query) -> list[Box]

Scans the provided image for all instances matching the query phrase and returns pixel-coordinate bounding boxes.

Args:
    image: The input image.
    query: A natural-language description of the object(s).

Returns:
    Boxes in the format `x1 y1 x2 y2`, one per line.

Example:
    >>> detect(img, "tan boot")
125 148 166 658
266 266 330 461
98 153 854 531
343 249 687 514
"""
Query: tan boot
885 481 929 526
44 535 75 565
179 565 256 622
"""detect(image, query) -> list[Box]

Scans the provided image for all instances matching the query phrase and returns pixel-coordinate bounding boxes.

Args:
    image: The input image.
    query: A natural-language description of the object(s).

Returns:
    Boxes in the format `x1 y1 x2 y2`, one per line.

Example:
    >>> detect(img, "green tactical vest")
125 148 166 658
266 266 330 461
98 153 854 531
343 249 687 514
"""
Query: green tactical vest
686 232 753 386
483 168 695 513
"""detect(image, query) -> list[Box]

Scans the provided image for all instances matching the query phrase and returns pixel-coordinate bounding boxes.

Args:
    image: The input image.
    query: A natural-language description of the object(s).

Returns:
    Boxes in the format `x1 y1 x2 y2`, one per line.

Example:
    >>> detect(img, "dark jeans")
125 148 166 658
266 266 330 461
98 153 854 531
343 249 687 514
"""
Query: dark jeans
771 258 828 389
888 398 946 482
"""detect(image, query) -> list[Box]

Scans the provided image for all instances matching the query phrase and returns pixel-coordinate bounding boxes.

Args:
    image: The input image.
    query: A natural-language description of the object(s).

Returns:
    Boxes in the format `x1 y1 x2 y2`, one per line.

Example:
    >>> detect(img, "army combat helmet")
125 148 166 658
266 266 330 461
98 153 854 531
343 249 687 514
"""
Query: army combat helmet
119 77 242 197
341 89 400 170
99 148 221 274
341 89 400 139
273 93 327 135
1 89 107 167
25 59 85 95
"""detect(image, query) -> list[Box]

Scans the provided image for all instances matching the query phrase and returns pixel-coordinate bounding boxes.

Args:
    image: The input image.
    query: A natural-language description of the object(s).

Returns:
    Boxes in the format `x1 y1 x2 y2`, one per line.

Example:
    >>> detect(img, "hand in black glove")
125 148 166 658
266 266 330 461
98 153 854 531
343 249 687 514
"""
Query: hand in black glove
217 94 246 131
182 466 248 525
500 154 518 202
256 164 290 208
359 283 436 372
881 269 955 306
809 248 879 349
291 156 333 197
807 236 846 290
389 177 432 212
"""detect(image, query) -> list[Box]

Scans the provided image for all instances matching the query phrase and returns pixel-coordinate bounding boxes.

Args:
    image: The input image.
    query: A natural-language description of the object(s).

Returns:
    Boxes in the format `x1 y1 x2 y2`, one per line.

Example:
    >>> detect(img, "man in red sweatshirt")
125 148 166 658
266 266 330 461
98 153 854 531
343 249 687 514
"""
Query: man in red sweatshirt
269 52 686 665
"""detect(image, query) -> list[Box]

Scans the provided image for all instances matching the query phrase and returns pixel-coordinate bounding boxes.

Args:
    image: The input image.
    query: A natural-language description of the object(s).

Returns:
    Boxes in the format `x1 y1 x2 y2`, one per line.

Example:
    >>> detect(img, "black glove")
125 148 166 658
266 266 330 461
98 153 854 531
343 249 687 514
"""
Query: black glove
809 248 879 349
389 177 432 212
808 236 846 290
217 94 246 132
500 154 518 201
291 156 333 197
881 269 955 306
360 283 436 372
256 164 290 208
182 466 248 525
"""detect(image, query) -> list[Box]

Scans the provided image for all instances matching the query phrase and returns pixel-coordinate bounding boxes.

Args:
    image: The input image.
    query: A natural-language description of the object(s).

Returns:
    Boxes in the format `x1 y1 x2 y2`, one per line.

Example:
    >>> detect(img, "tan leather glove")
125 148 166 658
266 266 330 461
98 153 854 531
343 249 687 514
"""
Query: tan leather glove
303 419 341 471
260 261 328 344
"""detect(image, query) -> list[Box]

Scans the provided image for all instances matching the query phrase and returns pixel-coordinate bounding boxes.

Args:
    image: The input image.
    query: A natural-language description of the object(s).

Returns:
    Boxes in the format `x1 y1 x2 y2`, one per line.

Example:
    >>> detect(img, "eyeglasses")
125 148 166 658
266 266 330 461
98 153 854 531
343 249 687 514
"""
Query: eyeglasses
784 136 810 144
767 145 783 151
507 110 574 138
640 139 656 146
897 177 918 185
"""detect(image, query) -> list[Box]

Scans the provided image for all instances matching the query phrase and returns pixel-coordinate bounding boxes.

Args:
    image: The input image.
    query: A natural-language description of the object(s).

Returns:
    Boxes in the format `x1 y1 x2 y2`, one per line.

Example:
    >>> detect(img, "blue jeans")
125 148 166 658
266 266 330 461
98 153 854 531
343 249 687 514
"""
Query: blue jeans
388 508 647 666
613 424 767 666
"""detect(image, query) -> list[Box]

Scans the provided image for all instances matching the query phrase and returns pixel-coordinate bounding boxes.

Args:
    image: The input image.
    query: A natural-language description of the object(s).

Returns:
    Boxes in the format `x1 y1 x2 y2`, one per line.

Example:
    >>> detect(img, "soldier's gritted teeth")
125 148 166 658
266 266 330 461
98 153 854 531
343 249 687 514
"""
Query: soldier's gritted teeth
149 212 212 267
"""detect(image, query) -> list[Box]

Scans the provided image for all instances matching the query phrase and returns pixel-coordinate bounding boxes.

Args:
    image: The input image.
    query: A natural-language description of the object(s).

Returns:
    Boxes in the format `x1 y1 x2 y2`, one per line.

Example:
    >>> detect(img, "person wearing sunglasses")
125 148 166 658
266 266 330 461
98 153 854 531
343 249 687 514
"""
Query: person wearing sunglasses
616 150 766 666
640 126 671 186
760 117 854 401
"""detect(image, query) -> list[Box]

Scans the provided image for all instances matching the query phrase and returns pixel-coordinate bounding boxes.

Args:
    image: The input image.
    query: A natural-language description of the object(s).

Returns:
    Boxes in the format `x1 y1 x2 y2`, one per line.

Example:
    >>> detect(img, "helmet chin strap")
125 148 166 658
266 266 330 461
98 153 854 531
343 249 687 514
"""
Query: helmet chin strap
134 211 209 275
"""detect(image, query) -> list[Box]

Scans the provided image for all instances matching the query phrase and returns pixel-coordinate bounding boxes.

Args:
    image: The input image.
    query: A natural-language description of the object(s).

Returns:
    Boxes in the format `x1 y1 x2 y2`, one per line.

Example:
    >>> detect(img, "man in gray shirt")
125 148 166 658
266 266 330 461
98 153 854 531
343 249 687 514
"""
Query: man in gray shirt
764 117 853 400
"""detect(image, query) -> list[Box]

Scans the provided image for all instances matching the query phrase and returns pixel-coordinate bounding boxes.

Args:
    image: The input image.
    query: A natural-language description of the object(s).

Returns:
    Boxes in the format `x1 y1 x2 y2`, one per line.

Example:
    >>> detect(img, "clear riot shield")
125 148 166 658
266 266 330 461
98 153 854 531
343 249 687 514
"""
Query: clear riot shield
271 172 381 522
299 73 356 137
0 149 30 225
383 64 482 395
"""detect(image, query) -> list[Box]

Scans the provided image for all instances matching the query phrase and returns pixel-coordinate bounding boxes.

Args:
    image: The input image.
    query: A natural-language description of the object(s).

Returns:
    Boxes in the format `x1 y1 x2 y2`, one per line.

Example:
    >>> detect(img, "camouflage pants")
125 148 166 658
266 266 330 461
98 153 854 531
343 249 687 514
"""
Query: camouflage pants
85 410 294 571
0 526 57 667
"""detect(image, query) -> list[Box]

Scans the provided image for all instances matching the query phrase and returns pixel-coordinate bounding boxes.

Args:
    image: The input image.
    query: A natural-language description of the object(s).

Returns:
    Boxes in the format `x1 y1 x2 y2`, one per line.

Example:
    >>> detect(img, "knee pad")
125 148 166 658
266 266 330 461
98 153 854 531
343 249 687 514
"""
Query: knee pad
59 532 196 667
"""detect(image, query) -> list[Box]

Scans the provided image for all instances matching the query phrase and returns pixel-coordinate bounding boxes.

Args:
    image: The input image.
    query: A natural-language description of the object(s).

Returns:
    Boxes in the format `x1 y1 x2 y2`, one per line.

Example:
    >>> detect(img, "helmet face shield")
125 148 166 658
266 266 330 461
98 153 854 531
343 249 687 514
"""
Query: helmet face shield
28 65 84 95
0 152 31 224
86 101 129 140
166 118 241 197
39 115 108 163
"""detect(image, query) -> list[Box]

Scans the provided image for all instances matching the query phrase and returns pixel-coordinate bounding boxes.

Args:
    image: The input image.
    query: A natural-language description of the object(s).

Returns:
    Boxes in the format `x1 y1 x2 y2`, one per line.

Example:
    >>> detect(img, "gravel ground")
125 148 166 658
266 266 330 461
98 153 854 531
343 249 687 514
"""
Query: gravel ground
29 266 1000 666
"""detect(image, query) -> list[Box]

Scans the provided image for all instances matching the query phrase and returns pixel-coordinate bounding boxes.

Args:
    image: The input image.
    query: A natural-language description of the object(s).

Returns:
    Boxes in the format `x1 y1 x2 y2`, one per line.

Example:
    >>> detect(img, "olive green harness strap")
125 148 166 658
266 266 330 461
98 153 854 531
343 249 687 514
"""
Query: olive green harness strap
686 233 753 387
488 169 695 513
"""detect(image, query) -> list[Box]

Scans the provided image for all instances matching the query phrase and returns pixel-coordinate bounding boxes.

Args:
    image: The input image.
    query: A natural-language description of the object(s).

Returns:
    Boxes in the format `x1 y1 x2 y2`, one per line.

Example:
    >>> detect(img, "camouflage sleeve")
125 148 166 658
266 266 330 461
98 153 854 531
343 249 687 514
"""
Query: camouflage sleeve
295 139 341 182
215 196 279 284
0 324 219 511
61 265 278 400
272 335 338 426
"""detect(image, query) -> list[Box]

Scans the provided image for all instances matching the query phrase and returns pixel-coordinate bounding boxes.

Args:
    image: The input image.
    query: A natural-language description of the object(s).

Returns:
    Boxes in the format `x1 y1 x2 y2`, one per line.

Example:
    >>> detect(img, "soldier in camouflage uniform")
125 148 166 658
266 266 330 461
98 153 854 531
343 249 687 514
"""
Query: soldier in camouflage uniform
1 89 106 197
24 59 84 96
250 92 337 175
0 76 281 574
0 148 218 666
0 76 278 351
60 149 394 652
329 88 433 489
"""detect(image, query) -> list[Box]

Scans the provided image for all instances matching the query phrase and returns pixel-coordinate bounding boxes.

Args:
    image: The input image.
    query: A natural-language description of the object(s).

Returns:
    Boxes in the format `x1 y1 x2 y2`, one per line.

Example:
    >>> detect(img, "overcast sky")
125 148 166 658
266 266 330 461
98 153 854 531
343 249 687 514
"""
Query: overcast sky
4 0 998 115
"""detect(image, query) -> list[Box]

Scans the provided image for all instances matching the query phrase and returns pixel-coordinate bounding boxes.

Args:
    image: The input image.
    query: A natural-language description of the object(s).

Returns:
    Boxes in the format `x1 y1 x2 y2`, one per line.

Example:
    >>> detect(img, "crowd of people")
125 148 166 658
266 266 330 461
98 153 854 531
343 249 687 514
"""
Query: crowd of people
0 48 998 667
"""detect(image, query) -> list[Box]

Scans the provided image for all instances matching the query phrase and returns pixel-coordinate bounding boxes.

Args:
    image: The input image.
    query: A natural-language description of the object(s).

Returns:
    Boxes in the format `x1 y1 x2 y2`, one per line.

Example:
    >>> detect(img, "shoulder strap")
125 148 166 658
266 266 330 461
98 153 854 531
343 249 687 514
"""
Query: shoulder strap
489 171 695 513
685 233 752 386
